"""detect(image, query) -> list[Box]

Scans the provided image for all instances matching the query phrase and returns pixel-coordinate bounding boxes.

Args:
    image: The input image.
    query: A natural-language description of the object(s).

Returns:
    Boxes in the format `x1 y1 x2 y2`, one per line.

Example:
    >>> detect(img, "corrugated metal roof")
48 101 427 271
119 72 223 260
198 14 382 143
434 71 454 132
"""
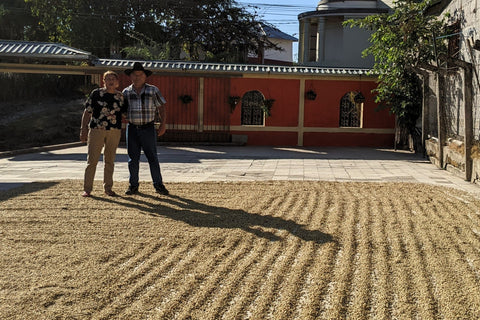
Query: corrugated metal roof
0 40 373 76
96 59 372 76
261 24 298 42
0 40 93 61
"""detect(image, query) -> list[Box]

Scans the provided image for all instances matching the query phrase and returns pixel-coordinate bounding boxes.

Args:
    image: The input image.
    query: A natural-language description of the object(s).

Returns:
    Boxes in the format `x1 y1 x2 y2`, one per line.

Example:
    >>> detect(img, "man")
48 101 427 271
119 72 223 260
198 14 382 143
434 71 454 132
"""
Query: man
123 62 169 195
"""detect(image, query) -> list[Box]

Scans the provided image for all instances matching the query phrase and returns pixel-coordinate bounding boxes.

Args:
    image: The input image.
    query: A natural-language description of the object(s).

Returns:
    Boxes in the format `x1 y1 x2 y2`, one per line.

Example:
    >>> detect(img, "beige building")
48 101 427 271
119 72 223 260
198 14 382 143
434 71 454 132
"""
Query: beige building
298 0 392 68
248 24 298 65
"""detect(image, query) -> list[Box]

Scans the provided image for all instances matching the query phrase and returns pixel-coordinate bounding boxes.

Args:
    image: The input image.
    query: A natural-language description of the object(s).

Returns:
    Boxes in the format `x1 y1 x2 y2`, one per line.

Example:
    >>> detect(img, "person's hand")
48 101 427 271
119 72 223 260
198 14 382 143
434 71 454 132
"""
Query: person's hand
80 128 88 142
157 125 166 137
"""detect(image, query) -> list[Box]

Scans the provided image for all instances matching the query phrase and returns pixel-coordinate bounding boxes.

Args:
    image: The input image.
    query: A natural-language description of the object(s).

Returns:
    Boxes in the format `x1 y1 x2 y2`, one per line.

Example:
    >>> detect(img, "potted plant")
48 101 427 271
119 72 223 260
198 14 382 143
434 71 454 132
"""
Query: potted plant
354 92 365 103
228 96 240 112
179 94 193 104
305 90 317 100
349 91 365 104
261 99 275 117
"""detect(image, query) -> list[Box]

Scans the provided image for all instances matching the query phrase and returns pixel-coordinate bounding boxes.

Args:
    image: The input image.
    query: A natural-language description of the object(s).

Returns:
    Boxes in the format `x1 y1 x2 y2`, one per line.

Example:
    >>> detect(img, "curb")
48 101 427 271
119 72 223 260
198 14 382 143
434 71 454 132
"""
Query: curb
0 142 85 158
0 141 245 159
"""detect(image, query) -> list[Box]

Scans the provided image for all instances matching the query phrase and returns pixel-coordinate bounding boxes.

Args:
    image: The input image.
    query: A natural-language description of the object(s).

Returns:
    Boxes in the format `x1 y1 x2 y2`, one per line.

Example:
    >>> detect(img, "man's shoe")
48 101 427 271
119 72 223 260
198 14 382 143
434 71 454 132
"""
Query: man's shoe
125 186 138 195
155 184 169 195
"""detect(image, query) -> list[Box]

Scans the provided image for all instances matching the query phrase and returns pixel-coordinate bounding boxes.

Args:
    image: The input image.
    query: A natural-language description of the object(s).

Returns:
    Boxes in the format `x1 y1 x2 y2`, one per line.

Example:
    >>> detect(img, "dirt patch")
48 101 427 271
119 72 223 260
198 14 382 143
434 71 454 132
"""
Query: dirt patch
1 180 480 319
0 99 84 151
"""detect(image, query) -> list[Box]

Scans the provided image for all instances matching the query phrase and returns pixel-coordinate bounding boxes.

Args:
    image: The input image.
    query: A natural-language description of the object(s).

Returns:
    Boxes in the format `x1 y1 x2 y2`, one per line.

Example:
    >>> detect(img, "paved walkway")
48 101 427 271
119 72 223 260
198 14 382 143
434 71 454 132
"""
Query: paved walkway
1 144 480 197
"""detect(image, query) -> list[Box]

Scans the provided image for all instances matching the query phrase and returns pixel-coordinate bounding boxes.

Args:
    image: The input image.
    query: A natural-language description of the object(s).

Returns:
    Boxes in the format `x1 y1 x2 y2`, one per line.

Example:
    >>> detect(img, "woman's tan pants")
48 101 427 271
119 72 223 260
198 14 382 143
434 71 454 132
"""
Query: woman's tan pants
83 128 121 193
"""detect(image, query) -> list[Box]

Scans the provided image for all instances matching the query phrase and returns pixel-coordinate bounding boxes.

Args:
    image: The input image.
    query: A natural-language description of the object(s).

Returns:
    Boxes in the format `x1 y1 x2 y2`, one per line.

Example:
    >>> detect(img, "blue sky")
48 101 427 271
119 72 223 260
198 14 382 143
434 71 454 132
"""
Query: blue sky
237 1 318 61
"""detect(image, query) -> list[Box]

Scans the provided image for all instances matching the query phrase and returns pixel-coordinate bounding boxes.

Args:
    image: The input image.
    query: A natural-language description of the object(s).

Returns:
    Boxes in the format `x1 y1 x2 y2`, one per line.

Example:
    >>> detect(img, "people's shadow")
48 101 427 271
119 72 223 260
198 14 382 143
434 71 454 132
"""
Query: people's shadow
98 192 335 245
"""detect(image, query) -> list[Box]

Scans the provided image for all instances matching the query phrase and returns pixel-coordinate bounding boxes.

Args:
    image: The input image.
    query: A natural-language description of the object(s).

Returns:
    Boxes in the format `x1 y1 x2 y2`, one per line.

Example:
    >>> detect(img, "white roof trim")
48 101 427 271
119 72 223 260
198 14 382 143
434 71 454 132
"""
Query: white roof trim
0 40 93 61
96 59 372 76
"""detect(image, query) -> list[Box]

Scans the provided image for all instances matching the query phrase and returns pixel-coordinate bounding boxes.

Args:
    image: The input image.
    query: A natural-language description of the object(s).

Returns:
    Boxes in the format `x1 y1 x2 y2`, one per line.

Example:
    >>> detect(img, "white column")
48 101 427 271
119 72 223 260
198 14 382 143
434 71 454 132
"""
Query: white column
303 19 310 63
316 17 325 63
298 79 305 146
299 20 306 64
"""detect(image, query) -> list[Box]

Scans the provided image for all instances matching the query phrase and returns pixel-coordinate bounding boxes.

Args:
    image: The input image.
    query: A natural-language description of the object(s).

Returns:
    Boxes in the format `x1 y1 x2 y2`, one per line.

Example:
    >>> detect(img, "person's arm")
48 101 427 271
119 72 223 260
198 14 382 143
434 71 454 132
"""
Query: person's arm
80 109 92 142
157 104 166 137
154 88 167 137
120 90 128 116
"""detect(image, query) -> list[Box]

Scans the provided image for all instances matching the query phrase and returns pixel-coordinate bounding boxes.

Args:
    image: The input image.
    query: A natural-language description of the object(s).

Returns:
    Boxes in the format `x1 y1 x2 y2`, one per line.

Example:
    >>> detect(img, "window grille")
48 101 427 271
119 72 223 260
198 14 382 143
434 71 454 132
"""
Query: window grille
241 90 265 125
339 92 362 127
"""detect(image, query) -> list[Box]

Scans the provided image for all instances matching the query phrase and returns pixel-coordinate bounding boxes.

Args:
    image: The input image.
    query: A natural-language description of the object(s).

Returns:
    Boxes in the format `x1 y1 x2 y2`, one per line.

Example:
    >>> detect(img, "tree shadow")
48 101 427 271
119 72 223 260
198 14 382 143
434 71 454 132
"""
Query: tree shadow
95 192 335 245
0 182 59 201
5 146 427 163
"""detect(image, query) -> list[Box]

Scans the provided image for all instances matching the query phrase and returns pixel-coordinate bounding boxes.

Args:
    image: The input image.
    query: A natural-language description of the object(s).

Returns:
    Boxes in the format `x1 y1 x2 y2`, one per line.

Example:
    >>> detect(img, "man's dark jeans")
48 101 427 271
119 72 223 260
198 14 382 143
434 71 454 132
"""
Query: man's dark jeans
126 123 163 188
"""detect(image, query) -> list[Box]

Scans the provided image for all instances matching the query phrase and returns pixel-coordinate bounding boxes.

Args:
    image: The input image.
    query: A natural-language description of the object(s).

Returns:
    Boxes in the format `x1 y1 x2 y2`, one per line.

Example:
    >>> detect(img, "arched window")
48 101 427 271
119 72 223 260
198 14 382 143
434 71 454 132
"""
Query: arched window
241 90 265 126
339 91 363 127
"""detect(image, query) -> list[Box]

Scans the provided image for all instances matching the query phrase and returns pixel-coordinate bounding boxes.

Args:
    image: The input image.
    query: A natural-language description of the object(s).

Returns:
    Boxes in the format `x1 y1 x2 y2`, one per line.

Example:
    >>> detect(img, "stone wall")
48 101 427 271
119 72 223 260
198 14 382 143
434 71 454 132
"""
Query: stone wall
423 0 480 183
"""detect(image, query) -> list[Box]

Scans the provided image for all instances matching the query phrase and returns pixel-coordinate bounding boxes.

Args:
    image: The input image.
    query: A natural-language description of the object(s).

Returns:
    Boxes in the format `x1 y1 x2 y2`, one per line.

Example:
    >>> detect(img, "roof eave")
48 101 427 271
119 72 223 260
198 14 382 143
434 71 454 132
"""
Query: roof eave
95 59 374 77
299 8 389 19
0 53 93 61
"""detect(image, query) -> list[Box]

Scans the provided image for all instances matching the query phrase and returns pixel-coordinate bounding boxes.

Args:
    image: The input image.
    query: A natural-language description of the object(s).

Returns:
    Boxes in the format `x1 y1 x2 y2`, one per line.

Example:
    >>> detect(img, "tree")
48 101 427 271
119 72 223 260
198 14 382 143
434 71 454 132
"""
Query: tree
24 0 277 62
122 31 170 60
0 0 44 40
25 0 75 44
26 0 135 56
161 0 279 62
345 0 447 149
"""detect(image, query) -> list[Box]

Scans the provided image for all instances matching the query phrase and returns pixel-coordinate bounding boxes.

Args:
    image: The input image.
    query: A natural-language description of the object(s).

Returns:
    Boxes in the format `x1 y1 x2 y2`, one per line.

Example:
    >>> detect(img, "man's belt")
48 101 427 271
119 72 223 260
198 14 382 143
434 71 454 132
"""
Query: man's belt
128 122 154 129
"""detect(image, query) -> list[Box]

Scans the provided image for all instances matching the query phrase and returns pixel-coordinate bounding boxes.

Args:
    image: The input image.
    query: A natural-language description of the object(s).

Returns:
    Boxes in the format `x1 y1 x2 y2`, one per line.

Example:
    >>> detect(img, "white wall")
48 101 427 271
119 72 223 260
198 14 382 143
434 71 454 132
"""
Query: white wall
264 39 294 62
342 24 374 68
323 18 344 67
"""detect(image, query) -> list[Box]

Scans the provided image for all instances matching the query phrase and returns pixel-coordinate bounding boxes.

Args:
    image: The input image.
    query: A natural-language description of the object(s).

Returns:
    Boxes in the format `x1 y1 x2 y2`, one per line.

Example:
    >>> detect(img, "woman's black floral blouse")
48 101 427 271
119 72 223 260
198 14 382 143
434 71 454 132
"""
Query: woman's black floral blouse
84 88 127 130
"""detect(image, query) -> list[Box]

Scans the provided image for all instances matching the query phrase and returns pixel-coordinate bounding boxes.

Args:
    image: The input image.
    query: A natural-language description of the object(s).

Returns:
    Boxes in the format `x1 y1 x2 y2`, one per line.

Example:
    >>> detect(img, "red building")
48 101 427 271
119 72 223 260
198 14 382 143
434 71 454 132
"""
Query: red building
101 60 394 147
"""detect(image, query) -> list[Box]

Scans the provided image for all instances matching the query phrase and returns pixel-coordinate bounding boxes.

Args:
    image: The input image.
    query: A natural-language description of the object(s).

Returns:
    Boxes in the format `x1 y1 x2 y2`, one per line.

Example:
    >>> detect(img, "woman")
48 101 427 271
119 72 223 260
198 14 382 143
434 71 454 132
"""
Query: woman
80 70 127 197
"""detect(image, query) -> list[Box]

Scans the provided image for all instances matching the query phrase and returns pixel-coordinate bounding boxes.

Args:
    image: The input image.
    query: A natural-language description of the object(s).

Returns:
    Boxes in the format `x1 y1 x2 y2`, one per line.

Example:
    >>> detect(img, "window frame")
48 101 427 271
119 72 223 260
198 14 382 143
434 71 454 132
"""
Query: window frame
339 91 364 128
240 90 266 127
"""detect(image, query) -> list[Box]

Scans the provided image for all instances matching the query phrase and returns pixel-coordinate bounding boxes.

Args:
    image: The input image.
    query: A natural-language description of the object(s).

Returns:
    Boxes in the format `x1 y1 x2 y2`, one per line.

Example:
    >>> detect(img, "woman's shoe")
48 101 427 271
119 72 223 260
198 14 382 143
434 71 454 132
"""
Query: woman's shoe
82 191 91 197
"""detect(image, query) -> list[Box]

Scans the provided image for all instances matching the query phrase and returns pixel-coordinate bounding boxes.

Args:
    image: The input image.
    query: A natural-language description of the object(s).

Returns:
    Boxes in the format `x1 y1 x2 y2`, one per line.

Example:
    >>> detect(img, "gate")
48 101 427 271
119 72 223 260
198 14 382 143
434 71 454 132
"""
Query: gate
150 76 232 143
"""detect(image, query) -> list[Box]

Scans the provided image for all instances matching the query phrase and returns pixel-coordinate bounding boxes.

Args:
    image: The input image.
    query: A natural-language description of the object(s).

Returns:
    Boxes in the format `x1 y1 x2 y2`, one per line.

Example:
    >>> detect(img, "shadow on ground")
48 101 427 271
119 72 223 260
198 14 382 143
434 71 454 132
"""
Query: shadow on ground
94 192 335 244
5 146 428 165
0 182 59 201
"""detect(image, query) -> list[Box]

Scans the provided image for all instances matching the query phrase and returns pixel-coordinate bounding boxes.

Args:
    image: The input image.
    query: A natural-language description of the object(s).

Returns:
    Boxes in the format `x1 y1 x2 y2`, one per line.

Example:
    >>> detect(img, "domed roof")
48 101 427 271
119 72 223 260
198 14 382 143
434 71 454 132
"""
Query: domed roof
298 0 391 20
318 0 377 4
317 0 383 11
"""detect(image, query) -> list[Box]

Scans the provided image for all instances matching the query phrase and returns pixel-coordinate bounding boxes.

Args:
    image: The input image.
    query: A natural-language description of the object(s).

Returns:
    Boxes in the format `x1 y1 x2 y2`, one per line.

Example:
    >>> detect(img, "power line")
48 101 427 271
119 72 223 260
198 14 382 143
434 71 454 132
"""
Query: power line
2 3 305 35
237 2 314 9
2 2 313 19
236 2 312 20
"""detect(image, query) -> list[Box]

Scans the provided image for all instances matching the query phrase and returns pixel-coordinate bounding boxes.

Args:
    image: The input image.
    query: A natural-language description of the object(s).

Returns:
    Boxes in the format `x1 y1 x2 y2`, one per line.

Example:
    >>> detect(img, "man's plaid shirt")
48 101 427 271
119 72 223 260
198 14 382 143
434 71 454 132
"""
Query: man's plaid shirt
123 83 166 125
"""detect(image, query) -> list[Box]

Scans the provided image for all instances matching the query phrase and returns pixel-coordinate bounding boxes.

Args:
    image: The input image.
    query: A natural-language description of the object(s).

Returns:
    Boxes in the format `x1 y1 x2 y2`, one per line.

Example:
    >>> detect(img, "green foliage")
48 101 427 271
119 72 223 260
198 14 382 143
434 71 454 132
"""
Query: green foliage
25 0 74 44
20 0 275 62
25 0 132 56
162 0 279 62
345 0 447 136
0 0 42 40
122 31 169 60
261 99 275 117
